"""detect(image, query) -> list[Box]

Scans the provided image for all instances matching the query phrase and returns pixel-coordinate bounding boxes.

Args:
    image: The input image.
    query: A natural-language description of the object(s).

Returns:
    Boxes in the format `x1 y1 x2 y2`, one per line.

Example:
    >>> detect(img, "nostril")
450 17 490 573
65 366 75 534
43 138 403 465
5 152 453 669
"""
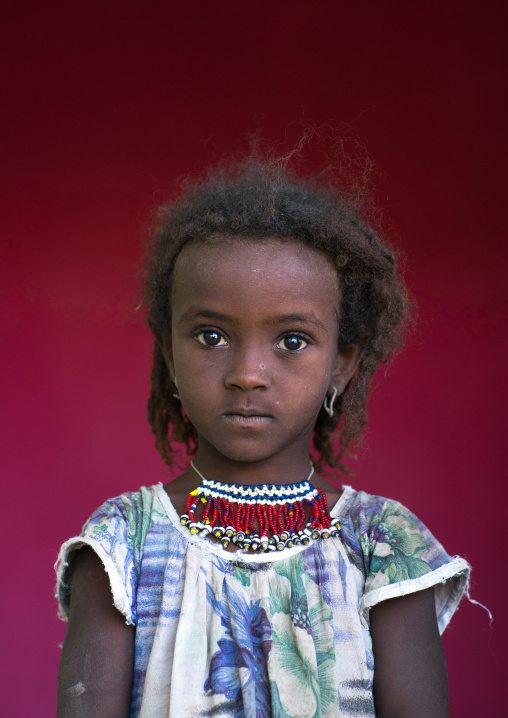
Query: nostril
224 357 270 391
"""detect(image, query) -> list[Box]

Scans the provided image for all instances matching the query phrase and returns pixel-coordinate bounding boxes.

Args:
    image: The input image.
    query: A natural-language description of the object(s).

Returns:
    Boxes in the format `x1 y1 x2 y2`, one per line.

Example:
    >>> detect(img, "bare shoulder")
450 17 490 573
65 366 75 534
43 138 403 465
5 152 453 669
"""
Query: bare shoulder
370 587 449 718
57 547 135 718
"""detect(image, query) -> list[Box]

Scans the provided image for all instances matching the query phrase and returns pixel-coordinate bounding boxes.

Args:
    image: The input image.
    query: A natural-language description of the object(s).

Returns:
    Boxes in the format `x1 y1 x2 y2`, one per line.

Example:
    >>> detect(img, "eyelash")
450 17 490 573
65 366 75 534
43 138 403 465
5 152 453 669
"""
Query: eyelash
194 329 310 353
195 329 228 347
276 333 310 352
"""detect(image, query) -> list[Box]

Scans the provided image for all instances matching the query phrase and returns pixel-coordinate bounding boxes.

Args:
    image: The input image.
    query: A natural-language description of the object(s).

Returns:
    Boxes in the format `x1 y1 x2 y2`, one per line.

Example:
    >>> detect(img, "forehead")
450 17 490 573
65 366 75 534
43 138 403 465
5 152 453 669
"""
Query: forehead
172 237 340 321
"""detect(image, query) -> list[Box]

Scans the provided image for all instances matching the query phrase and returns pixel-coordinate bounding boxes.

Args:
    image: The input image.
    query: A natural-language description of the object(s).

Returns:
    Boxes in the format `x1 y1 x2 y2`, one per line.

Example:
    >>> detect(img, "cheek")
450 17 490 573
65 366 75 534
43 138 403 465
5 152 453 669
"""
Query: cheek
301 384 328 415
279 367 330 411
174 351 223 394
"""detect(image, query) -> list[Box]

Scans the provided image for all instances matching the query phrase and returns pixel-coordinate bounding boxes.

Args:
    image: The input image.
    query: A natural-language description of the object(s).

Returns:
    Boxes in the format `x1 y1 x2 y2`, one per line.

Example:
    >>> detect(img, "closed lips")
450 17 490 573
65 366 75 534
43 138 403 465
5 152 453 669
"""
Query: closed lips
223 408 273 417
222 413 272 424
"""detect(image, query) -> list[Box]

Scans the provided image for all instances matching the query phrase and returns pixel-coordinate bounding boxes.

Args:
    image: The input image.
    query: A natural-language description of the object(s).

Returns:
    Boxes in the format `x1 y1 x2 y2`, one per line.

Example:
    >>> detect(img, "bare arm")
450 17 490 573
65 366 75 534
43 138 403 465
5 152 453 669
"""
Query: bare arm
57 547 135 718
370 587 449 718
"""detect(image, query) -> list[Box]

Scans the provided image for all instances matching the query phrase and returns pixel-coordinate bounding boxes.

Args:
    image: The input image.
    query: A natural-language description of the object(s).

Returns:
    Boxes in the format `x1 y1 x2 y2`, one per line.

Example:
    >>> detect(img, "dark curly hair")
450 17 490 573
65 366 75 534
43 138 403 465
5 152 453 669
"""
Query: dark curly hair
143 156 409 474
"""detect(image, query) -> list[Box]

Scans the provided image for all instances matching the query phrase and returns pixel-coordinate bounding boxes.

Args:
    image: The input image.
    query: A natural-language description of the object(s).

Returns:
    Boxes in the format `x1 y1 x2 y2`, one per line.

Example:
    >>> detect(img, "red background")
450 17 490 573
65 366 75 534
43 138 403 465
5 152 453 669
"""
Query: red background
1 2 506 715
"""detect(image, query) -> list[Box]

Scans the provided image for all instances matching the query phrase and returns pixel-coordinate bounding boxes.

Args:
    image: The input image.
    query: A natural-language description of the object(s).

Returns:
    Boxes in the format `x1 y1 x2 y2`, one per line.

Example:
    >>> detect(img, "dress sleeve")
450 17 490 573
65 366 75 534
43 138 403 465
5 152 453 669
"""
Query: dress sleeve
55 495 138 626
356 495 470 633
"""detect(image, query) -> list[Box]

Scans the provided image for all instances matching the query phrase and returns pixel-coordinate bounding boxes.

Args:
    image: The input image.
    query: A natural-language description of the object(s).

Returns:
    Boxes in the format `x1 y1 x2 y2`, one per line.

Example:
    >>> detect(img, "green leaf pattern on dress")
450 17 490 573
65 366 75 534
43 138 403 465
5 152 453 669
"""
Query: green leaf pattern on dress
264 554 337 718
366 500 434 593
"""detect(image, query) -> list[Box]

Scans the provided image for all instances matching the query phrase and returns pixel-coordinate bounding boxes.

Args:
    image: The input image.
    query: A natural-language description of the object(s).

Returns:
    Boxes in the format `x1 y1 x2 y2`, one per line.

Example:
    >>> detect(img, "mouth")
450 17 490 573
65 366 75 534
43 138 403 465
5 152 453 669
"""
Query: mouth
221 410 273 427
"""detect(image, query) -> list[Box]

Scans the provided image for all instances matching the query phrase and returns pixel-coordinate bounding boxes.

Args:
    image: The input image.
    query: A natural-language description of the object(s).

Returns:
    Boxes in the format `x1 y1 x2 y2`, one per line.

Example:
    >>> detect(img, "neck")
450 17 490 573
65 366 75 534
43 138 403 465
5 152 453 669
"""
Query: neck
191 460 314 487
192 443 314 485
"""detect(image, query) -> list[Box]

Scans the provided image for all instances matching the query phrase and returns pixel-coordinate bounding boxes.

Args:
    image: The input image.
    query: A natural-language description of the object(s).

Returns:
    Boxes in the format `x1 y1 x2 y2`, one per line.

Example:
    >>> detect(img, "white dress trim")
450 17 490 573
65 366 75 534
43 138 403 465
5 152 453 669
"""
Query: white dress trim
360 555 470 633
55 537 135 625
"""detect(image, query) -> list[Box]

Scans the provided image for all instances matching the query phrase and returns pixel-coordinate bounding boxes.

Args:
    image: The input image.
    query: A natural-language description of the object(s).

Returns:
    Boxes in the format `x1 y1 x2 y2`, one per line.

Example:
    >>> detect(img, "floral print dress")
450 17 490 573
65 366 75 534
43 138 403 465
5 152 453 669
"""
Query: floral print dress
56 484 469 718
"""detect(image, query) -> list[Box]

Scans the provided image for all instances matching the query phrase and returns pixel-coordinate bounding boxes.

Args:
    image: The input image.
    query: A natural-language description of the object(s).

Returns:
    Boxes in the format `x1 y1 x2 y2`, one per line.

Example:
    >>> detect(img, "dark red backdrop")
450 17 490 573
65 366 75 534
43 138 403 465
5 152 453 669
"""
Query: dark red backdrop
2 2 506 715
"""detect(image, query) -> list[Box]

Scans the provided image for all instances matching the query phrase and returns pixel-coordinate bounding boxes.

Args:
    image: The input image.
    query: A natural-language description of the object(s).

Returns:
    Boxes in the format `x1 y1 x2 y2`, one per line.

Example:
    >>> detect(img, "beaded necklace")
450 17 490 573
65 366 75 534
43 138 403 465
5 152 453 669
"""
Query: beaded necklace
180 461 340 552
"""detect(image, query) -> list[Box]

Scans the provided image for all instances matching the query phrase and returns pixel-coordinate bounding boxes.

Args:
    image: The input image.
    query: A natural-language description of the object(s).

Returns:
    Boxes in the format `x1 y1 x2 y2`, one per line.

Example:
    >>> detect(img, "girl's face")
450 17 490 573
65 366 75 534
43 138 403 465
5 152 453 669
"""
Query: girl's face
162 237 359 479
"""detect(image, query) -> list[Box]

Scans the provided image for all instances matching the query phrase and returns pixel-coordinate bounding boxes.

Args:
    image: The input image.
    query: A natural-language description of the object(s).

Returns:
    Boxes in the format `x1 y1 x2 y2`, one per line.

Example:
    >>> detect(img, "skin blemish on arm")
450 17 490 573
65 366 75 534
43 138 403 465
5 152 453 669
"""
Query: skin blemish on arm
67 682 86 697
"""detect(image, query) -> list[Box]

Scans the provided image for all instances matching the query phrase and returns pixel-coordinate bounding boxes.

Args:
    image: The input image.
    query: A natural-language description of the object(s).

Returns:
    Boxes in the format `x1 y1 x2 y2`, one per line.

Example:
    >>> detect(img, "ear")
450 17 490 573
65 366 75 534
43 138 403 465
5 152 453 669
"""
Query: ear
328 345 362 396
158 334 176 383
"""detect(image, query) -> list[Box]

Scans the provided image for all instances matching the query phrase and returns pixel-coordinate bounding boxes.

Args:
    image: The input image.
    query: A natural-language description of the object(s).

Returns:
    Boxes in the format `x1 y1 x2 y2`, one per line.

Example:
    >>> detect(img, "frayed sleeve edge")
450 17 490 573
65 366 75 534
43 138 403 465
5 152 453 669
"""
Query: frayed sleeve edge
54 537 135 626
360 556 471 634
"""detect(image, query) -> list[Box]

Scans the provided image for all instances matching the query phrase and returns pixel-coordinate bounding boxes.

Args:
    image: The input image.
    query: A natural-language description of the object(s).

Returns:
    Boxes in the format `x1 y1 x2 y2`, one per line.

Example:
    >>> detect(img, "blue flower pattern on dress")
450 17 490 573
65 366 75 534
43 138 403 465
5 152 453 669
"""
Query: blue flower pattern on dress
205 579 272 718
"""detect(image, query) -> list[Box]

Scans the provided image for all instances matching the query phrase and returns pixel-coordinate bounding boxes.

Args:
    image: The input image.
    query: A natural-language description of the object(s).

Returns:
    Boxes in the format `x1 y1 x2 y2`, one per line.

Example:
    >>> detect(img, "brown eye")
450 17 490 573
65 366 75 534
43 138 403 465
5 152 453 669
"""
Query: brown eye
277 334 308 351
196 330 227 347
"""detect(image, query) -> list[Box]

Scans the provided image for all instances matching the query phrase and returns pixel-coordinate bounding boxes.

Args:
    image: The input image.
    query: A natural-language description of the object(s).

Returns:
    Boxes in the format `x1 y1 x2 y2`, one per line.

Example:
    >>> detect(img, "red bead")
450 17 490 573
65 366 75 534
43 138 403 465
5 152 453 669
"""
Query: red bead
267 504 278 535
236 503 244 531
202 499 212 522
283 504 289 530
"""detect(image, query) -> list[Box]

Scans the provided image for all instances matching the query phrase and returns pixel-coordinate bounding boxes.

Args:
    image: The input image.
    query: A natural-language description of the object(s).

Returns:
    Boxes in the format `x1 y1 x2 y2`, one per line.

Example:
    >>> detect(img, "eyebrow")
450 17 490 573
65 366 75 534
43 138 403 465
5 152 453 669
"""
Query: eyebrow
270 313 328 332
178 308 231 324
178 307 329 332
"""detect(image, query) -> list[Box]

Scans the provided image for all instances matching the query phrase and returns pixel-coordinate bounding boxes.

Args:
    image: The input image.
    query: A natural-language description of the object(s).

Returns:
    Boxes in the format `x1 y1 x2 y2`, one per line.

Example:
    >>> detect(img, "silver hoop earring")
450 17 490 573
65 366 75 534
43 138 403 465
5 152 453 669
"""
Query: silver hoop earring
172 377 180 401
323 387 337 417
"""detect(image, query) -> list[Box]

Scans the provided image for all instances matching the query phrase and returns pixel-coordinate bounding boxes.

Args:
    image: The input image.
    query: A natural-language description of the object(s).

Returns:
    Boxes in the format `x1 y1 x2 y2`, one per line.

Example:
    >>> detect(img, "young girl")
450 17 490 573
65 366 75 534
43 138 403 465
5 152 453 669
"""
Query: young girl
56 158 470 718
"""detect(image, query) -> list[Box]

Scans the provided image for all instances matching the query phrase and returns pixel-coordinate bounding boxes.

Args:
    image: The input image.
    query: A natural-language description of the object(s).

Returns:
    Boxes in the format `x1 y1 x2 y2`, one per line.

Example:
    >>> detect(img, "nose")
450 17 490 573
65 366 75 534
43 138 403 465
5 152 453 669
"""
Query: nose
224 346 269 391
